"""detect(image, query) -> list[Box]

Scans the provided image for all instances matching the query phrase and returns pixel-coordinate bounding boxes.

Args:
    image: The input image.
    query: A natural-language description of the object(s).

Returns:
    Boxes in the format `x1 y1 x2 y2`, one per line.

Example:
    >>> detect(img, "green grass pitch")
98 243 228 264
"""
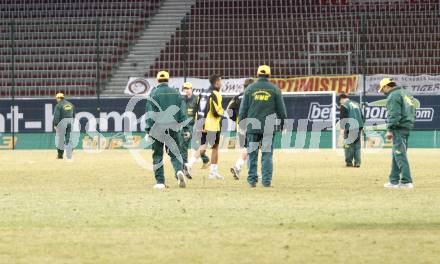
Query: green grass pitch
1 149 440 263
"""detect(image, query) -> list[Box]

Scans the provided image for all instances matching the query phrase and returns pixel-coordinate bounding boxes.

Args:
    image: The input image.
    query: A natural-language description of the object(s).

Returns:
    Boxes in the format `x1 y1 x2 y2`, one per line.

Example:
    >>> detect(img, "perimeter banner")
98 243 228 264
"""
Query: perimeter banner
269 75 360 93
1 95 439 134
363 75 440 95
124 76 360 96
124 77 246 96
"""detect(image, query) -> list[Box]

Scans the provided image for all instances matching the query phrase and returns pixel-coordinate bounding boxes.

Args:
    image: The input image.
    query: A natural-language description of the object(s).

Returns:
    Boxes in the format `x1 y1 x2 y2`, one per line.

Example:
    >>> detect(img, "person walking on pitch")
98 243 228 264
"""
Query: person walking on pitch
238 65 287 188
379 78 416 189
146 71 189 189
185 74 224 180
180 82 210 179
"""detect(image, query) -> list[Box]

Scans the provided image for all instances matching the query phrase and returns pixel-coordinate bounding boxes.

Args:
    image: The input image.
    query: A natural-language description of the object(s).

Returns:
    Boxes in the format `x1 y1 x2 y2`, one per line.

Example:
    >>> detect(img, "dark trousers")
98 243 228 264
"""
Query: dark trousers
246 133 274 186
56 124 73 159
389 129 412 184
344 130 362 166
152 130 183 184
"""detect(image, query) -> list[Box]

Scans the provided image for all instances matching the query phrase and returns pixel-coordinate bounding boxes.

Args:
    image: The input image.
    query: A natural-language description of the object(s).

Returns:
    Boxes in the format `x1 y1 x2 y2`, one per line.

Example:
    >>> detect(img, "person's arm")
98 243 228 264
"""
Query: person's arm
226 96 236 110
194 95 200 121
275 89 287 130
340 105 348 131
53 104 61 128
386 93 402 130
226 96 239 120
145 95 155 134
210 91 224 117
238 90 250 123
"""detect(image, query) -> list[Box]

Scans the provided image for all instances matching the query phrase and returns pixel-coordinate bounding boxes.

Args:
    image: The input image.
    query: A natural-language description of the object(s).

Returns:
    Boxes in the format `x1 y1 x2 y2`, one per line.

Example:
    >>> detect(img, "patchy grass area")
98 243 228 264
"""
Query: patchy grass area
1 149 439 263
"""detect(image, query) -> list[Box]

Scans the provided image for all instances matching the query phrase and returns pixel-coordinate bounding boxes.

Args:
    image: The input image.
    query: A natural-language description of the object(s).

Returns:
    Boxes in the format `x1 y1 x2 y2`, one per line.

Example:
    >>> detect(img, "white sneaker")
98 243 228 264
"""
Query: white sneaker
184 163 192 176
153 183 166 190
208 172 224 180
399 183 414 189
176 171 186 188
384 182 400 189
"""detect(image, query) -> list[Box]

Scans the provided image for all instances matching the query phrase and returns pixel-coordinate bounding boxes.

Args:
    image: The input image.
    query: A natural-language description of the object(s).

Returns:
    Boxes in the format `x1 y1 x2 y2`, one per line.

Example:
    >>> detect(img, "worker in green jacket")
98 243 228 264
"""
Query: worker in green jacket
53 93 75 160
180 82 210 179
339 93 364 167
379 78 416 189
146 71 188 189
238 65 287 188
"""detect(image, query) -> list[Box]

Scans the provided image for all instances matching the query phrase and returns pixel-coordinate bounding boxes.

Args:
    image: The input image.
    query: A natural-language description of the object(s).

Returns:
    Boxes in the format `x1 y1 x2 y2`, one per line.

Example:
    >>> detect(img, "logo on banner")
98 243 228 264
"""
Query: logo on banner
307 99 434 122
308 103 334 121
366 99 434 122
127 78 150 95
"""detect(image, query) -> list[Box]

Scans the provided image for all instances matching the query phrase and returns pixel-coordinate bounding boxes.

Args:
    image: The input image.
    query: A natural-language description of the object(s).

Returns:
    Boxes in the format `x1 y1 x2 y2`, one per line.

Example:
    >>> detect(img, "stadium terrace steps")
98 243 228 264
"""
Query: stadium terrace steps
102 0 197 95
0 0 162 97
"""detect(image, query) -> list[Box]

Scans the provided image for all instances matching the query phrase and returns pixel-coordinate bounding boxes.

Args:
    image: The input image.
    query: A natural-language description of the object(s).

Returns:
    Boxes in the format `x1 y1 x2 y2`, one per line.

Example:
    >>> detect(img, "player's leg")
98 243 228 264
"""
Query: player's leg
394 131 413 187
56 125 66 159
65 124 73 160
181 130 189 164
353 135 361 167
200 152 210 169
344 144 353 167
185 132 208 176
261 133 274 187
152 139 166 188
181 128 192 179
191 129 210 168
343 129 356 167
187 132 207 165
349 144 356 166
208 131 223 180
246 133 260 187
168 130 186 188
385 130 402 188
231 132 247 180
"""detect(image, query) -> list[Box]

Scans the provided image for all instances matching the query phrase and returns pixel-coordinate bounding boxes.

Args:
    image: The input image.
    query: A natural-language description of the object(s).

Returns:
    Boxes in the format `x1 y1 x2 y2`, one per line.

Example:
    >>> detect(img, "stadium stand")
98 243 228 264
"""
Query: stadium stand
0 0 162 96
148 0 440 78
1 1 439 96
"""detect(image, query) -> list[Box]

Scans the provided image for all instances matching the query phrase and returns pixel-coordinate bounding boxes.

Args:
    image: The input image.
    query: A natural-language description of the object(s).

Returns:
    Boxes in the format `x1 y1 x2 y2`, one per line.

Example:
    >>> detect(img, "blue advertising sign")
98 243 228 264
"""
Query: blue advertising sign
0 95 438 133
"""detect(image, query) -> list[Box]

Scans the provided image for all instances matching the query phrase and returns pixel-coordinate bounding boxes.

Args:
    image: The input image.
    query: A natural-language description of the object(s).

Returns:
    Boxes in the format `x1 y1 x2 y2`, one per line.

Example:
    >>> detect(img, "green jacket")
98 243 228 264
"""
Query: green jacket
340 99 364 130
53 99 75 127
385 86 416 131
238 77 287 134
145 83 187 132
182 94 198 127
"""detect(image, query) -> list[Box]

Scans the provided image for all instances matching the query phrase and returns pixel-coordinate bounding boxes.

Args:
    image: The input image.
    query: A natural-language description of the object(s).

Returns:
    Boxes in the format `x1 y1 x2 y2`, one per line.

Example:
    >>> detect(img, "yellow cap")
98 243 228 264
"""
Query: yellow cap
257 65 271 76
182 82 192 89
55 93 64 98
379 78 394 92
156 71 170 81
